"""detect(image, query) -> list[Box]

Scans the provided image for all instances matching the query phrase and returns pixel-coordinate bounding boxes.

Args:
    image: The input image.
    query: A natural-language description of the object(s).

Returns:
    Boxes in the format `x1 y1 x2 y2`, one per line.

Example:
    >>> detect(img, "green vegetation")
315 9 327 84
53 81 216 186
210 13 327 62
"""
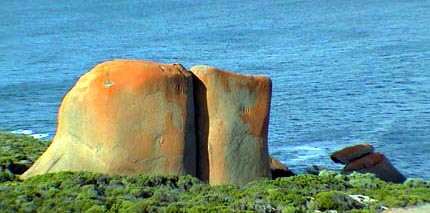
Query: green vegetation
1 131 429 212
0 131 50 182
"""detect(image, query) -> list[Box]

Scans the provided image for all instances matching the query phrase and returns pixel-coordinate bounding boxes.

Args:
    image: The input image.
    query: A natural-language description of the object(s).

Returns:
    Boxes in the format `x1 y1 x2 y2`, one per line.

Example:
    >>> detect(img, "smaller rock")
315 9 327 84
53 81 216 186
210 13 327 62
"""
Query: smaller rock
331 143 374 164
348 194 378 205
343 153 406 183
306 165 332 175
269 157 294 179
318 169 338 178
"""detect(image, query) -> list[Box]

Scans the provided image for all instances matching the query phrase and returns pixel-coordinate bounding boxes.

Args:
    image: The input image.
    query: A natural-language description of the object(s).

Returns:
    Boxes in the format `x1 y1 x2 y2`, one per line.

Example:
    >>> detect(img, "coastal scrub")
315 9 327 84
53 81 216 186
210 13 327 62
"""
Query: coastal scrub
0 131 50 182
1 131 429 212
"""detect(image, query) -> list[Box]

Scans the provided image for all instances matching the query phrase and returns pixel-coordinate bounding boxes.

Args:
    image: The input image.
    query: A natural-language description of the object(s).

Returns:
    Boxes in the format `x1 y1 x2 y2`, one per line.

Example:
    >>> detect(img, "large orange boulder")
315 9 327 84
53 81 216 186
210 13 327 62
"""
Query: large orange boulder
21 60 196 179
191 65 272 185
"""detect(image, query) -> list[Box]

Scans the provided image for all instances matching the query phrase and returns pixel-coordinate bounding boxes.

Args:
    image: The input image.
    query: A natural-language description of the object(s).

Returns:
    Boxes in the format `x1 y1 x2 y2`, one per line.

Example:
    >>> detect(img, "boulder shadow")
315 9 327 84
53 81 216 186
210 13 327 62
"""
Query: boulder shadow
191 74 210 183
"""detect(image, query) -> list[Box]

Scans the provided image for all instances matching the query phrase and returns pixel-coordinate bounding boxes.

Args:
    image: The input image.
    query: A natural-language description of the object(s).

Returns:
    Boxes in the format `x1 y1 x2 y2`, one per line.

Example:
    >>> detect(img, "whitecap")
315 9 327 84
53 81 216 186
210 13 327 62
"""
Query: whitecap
291 145 323 152
11 129 34 135
31 133 50 139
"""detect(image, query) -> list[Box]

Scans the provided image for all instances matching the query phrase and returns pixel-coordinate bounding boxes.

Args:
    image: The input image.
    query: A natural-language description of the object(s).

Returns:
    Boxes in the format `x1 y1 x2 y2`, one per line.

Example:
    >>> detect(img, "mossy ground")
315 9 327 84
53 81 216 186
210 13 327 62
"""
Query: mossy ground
1 131 429 212
0 132 50 182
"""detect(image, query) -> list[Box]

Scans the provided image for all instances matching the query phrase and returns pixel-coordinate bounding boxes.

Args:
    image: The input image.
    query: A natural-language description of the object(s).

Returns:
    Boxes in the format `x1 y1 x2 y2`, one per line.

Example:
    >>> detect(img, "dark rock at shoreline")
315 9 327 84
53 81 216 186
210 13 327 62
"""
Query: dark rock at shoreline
305 165 332 175
332 144 406 183
344 152 406 183
270 156 294 178
331 143 374 164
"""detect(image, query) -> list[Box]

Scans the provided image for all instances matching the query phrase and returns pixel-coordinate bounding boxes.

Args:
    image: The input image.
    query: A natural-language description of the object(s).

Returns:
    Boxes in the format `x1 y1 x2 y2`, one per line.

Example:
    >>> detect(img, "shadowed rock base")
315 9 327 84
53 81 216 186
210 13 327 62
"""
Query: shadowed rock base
270 156 295 179
21 60 196 179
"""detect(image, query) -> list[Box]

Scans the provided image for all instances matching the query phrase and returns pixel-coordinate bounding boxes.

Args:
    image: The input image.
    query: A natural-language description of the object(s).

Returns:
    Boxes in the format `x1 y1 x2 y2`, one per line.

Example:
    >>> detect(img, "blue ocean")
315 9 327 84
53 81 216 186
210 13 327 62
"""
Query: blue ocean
1 0 429 179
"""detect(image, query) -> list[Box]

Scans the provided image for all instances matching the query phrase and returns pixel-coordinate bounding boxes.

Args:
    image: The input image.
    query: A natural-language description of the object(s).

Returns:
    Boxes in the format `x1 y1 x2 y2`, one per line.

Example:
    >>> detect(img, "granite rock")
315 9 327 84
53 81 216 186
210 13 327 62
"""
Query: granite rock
21 60 196 179
331 143 374 164
343 152 406 183
191 65 272 185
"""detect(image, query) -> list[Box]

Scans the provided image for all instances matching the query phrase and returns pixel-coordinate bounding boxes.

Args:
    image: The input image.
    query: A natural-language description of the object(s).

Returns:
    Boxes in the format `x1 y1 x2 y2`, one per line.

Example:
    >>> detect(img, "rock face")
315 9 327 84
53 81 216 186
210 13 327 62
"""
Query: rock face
344 153 406 183
331 144 406 183
21 60 196 179
190 65 272 185
21 61 274 185
270 156 295 179
331 143 374 164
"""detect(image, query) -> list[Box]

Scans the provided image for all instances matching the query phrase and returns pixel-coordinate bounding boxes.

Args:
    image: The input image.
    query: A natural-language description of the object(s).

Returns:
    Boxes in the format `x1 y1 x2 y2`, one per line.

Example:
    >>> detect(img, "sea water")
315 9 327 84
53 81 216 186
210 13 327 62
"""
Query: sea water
1 0 429 179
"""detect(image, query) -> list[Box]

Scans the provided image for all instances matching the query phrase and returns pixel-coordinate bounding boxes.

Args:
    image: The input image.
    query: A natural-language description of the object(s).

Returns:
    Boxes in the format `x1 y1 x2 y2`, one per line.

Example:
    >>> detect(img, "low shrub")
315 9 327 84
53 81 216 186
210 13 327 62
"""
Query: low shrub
1 132 429 212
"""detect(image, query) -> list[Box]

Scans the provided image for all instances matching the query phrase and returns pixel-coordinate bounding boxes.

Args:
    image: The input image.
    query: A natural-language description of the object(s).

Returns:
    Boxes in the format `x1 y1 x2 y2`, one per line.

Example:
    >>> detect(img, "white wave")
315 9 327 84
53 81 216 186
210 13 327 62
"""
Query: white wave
11 129 34 135
272 144 329 166
31 133 50 139
291 145 323 152
11 129 51 139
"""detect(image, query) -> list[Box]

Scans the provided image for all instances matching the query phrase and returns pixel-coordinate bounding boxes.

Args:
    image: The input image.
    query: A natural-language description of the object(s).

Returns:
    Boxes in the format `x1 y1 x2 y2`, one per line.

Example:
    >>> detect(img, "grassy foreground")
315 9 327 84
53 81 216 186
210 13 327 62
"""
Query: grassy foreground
1 132 429 212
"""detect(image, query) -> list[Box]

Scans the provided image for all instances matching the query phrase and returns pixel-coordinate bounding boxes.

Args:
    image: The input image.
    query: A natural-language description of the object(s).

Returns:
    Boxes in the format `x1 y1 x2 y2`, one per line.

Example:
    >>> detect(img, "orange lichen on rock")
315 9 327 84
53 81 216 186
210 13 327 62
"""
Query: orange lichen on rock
21 60 196 179
190 65 272 185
